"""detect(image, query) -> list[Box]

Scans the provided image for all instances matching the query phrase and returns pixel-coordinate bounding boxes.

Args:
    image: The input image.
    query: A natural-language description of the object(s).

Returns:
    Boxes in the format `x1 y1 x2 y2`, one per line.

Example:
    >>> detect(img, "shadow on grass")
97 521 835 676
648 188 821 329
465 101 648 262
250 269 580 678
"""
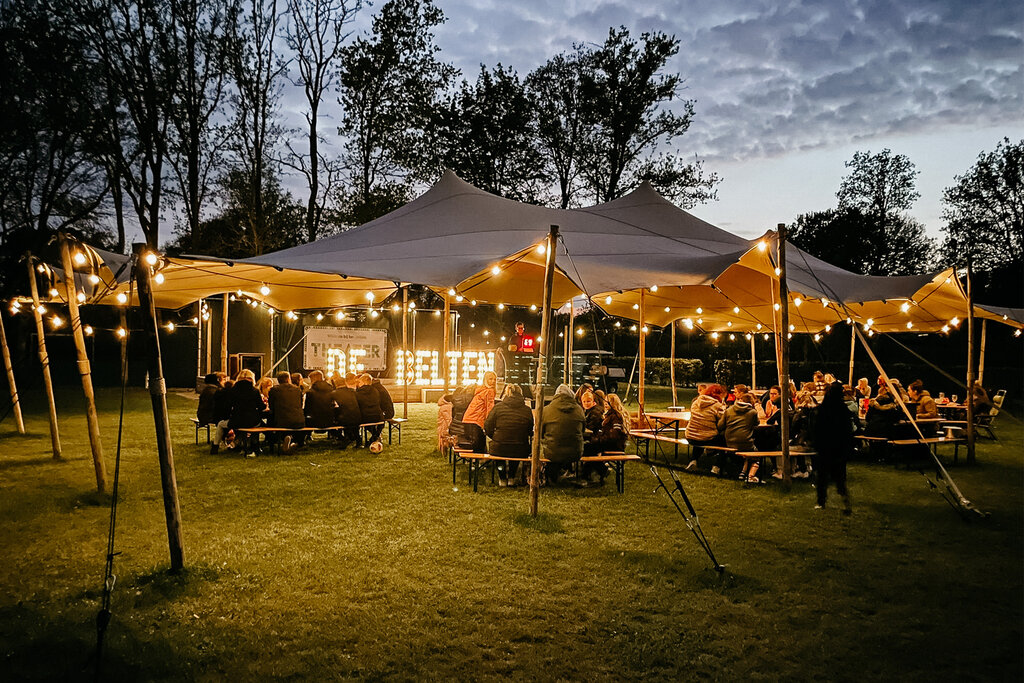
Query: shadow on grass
512 512 566 534
0 454 66 471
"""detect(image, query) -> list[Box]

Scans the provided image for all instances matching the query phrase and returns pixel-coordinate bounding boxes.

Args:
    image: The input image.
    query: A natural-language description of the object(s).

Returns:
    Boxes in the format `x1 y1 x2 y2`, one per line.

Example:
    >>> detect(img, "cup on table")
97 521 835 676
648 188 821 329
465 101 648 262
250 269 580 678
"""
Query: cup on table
951 394 958 404
938 392 946 403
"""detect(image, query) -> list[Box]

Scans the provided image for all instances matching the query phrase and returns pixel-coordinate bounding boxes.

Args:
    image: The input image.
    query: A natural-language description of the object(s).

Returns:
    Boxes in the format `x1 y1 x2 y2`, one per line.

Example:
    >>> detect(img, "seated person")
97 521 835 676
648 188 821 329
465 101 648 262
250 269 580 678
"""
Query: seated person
197 372 223 427
436 394 454 452
683 384 727 472
332 372 363 447
484 383 534 486
854 377 872 400
227 369 267 456
268 371 305 452
447 384 475 447
580 390 603 435
971 385 992 414
718 390 760 481
209 377 234 454
462 371 497 453
356 373 385 445
304 370 337 429
581 393 629 485
907 380 938 421
541 384 585 485
372 375 395 421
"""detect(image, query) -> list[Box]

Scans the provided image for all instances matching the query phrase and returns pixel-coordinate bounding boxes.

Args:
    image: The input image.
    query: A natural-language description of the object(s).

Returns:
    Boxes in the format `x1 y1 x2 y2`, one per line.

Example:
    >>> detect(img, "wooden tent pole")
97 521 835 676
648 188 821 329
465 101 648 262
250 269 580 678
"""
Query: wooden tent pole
26 255 61 458
848 323 856 387
638 289 646 416
196 298 203 378
220 293 229 374
530 225 558 518
402 286 409 419
567 298 574 386
133 244 185 571
442 292 450 393
777 224 792 486
965 258 976 464
0 306 24 434
60 234 107 493
671 320 678 406
204 305 212 374
749 331 755 393
978 318 987 387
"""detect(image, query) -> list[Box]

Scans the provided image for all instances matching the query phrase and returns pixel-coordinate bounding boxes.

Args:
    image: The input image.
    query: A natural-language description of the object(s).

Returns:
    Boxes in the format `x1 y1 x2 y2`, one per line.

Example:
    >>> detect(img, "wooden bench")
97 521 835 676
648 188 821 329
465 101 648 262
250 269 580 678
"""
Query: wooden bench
233 422 388 454
453 451 641 493
387 417 407 444
191 417 214 444
630 430 689 461
579 452 642 493
857 434 966 464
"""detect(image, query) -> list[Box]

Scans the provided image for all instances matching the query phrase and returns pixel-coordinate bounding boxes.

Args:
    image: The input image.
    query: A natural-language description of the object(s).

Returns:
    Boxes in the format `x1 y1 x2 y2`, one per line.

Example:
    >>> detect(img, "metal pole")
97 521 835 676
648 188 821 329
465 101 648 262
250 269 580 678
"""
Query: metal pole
0 307 24 434
402 286 409 419
777 224 791 486
530 226 559 517
848 323 856 387
196 298 203 378
26 255 61 458
133 244 185 571
221 294 229 374
749 331 756 392
965 258 976 464
268 312 274 377
60 234 107 493
443 292 450 393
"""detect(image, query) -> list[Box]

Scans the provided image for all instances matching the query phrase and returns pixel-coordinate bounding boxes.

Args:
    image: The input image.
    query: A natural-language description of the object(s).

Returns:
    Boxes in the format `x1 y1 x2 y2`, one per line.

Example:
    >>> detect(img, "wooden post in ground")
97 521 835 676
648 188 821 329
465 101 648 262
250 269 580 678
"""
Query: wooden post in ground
204 304 212 375
133 244 185 571
220 294 229 374
567 299 574 386
777 224 792 486
196 298 204 379
529 225 558 518
26 255 61 458
848 324 856 387
671 320 678 406
965 258 976 464
59 234 107 493
748 331 756 392
402 286 409 419
638 288 647 417
443 292 451 393
0 307 24 434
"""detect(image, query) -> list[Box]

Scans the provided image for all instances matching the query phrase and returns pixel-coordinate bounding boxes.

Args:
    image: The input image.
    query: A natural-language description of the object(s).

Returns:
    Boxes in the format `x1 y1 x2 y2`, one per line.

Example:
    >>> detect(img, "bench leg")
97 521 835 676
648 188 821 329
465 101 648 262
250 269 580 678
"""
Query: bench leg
617 462 625 493
195 425 200 445
206 424 211 444
472 459 479 492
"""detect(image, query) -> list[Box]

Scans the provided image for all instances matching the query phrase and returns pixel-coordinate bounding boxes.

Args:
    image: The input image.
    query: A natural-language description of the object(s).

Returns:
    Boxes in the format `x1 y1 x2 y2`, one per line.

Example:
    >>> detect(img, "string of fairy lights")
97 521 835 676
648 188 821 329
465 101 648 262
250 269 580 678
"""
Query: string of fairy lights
6 244 1022 345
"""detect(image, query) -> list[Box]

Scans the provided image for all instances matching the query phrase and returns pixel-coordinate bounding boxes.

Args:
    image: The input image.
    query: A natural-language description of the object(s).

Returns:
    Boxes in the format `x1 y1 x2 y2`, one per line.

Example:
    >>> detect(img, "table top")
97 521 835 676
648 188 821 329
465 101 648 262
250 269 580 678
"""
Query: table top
645 412 689 423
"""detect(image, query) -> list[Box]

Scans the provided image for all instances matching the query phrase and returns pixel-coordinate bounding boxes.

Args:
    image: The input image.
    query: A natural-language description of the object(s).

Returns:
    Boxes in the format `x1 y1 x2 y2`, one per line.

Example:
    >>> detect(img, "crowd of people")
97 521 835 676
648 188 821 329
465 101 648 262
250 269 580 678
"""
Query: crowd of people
197 368 395 457
437 374 629 487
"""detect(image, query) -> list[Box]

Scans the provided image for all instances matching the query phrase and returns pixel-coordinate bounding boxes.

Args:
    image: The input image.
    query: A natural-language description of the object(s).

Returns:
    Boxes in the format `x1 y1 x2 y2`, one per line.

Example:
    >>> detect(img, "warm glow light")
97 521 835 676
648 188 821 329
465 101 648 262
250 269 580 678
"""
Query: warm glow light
51 316 63 328
116 327 127 338
470 300 477 306
154 273 165 285
906 321 913 329
491 266 501 275
89 274 100 285
447 288 456 297
824 325 831 332
469 323 475 328
650 285 658 292
773 303 780 311
821 298 829 307
316 313 324 321
260 284 271 296
787 333 793 339
794 297 802 307
192 317 199 324
73 251 86 265
774 267 782 276
433 310 441 317
48 288 58 298
941 325 950 333
814 334 821 342
144 252 158 266
286 311 298 321
392 303 401 311
727 321 733 327
867 330 874 337
84 325 93 335
756 323 762 330
605 296 613 305
500 336 506 341
530 304 537 311
950 316 960 326
632 304 639 310
496 303 503 310
455 295 464 302
745 333 752 340
664 307 671 313
763 333 770 340
116 293 128 305
370 311 379 319
409 302 416 310
733 307 740 314
36 305 46 315
37 265 46 274
576 328 584 336
711 332 719 340
630 325 637 331
365 291 375 301
900 302 911 313
729 333 735 341
696 307 703 314
614 321 621 328
536 244 546 255
336 311 345 321
757 241 767 252
483 330 489 336
866 318 874 326
76 291 86 303
697 318 703 325
250 300 258 308
682 318 694 330
166 322 176 332
267 308 276 316
789 324 795 331
1014 329 1022 337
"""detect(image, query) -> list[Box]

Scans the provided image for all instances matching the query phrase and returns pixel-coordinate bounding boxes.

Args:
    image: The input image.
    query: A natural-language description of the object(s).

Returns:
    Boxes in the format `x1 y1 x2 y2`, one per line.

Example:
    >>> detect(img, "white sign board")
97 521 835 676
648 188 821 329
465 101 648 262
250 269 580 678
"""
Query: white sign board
304 326 388 373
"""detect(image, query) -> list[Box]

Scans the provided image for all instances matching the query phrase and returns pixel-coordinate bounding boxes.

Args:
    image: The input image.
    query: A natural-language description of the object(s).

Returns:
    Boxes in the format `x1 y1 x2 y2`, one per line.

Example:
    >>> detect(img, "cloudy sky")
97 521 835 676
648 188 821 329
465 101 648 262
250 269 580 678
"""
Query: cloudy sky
283 0 1024 240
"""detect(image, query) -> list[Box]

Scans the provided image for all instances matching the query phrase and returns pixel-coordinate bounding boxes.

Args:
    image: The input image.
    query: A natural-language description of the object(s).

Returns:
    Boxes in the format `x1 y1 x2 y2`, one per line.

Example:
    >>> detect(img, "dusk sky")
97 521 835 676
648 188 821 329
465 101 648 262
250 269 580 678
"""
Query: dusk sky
283 0 1024 242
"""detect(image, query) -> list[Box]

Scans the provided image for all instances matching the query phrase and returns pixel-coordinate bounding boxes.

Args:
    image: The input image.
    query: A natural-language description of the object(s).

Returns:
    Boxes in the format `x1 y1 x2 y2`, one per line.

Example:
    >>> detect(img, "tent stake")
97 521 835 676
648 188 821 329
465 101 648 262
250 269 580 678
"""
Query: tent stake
133 244 185 571
530 225 558 518
60 234 107 493
777 224 791 487
26 254 61 458
402 286 408 419
0 305 24 434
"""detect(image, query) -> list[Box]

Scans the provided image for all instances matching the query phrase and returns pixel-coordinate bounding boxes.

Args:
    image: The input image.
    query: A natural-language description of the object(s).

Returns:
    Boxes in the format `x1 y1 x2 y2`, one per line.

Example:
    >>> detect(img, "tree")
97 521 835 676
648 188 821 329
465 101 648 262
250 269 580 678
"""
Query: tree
434 65 548 203
226 0 290 248
579 27 707 204
282 0 362 242
941 138 1024 270
837 148 920 221
336 0 455 224
166 0 238 252
526 48 591 208
633 153 719 209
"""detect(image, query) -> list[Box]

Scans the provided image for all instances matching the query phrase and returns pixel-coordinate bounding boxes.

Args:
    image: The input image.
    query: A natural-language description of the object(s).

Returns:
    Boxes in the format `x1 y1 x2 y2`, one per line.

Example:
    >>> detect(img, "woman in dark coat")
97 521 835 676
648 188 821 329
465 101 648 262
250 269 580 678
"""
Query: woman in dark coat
356 373 385 445
541 384 585 484
581 393 629 485
227 370 267 456
304 370 337 429
484 384 534 486
812 382 855 513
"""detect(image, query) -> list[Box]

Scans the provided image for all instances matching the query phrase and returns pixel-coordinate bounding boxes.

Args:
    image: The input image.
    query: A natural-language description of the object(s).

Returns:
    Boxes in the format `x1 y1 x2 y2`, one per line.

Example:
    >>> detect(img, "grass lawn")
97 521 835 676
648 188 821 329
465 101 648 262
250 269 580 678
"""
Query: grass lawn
0 385 1021 681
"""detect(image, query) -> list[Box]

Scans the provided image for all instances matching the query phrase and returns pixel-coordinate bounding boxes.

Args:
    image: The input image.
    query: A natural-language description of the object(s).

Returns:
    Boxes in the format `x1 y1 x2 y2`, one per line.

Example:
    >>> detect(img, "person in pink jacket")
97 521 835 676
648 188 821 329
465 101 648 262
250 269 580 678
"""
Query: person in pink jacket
461 371 497 452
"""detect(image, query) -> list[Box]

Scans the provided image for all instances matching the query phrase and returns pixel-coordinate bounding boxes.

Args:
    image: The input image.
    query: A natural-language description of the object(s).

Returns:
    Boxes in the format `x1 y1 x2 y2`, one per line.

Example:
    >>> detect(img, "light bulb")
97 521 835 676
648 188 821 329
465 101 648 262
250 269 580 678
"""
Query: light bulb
409 302 416 310
794 297 802 307
530 304 537 311
84 325 94 335
76 291 86 303
260 284 271 296
116 292 128 305
48 288 58 297
757 241 768 252
73 252 86 265
496 303 503 310
536 244 546 255
696 307 703 314
117 327 127 338
166 322 175 332
491 266 500 275
51 316 63 328
650 285 658 292
89 274 100 285
605 296 613 305
154 273 164 285
144 252 158 266
336 311 345 320
900 302 910 313
455 295 464 303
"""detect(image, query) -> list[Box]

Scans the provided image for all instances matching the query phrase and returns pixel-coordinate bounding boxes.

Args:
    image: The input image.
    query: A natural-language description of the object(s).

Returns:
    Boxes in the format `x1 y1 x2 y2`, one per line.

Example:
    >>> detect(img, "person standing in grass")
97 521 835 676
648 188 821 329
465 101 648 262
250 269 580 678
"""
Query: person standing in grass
462 371 497 453
812 382 855 513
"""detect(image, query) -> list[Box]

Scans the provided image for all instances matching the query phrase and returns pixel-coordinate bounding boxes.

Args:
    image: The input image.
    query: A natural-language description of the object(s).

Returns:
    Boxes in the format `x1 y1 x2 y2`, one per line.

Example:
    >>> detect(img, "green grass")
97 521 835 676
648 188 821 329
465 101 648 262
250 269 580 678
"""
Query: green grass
0 385 1021 681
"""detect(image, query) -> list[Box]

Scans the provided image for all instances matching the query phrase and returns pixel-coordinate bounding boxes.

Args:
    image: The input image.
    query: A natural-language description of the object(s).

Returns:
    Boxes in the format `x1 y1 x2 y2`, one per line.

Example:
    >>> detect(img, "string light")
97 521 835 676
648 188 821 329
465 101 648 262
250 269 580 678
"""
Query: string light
789 324 795 331
36 305 46 315
906 321 913 329
116 293 128 305
614 321 621 328
711 332 719 340
491 266 500 275
116 327 127 338
50 315 63 329
144 252 158 266
727 321 733 327
192 317 199 324
84 325 94 335
1014 329 1021 338
630 325 637 331
260 284 271 296
76 291 86 303
496 303 503 310
650 285 658 292
154 273 165 285
900 302 911 313
370 311 379 319
605 296 613 305
48 288 58 297
483 330 489 336
941 325 950 334
286 311 298 321
455 295 464 302
409 302 416 310
470 300 477 306
773 303 780 311
165 322 176 332
500 335 506 341
733 306 740 314
536 244 546 255
824 325 831 332
433 310 441 317
774 267 781 276
73 252 86 265
745 333 752 340
336 311 345 321
682 318 694 330
821 298 829 307
576 328 584 336
316 313 324 321
757 241 768 251
814 334 821 342
696 307 703 314
697 318 703 325
950 316 960 327
365 291 375 301
632 304 639 310
756 323 762 330
793 297 802 307
89 274 100 285
763 333 770 340
392 304 401 312
447 288 456 296
530 304 537 311
728 333 735 340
